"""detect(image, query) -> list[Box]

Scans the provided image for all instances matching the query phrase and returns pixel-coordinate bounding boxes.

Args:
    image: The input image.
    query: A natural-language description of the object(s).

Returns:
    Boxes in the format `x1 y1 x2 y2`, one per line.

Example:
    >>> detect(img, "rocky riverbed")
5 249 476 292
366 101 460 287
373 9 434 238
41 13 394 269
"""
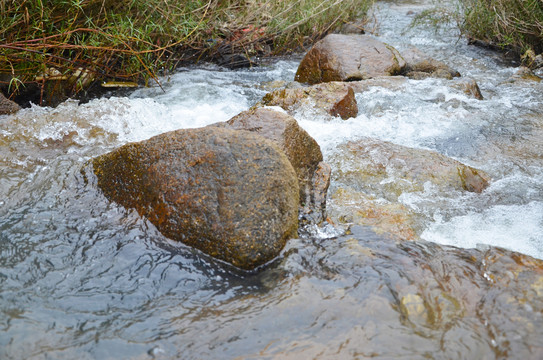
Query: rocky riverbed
1 0 542 358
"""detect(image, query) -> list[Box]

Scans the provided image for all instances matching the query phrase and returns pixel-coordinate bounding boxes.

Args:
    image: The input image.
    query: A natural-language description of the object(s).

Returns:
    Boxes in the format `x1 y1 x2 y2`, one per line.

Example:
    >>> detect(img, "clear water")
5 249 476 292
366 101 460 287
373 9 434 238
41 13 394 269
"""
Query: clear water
1 1 543 358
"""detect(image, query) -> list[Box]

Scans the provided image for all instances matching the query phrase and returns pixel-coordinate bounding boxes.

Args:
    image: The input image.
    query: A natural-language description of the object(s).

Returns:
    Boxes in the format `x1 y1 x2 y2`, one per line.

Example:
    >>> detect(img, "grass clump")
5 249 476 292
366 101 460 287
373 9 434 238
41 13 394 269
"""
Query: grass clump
458 0 543 61
0 0 373 103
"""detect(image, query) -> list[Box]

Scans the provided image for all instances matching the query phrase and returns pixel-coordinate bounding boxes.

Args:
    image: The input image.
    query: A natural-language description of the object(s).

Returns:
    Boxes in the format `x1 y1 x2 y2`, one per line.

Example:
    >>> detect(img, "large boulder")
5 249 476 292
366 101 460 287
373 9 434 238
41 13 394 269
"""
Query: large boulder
329 138 490 202
260 81 358 120
212 108 330 223
91 126 300 270
295 34 406 84
0 92 20 115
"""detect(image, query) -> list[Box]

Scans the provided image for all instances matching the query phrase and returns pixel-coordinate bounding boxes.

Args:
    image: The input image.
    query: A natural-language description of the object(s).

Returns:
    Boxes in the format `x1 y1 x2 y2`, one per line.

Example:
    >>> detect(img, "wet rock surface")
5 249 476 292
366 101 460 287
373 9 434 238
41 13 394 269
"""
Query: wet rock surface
328 188 419 241
326 138 490 240
260 81 358 119
329 138 490 201
451 77 484 100
91 126 299 270
212 108 330 223
0 92 20 115
295 34 406 84
401 47 461 80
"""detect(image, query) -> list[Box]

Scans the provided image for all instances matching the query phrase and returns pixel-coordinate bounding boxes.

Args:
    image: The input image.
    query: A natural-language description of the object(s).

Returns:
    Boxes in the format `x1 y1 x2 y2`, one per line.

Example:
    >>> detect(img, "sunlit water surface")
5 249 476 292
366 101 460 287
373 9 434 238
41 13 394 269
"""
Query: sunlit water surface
1 0 543 358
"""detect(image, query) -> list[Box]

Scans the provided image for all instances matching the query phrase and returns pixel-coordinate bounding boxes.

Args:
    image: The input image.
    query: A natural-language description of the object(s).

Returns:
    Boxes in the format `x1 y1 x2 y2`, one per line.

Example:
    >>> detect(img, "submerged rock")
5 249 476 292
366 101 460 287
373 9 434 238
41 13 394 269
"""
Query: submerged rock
91 126 299 270
330 138 490 201
401 47 461 80
451 78 484 100
348 76 408 93
509 66 542 82
327 138 489 241
0 92 20 115
295 34 406 84
260 81 358 119
212 108 330 223
328 188 418 241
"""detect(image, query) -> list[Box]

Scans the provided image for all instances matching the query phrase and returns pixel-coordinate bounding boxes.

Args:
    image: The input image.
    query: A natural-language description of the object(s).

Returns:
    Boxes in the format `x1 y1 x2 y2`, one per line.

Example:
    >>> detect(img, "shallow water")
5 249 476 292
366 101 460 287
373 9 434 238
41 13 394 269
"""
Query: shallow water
1 0 543 358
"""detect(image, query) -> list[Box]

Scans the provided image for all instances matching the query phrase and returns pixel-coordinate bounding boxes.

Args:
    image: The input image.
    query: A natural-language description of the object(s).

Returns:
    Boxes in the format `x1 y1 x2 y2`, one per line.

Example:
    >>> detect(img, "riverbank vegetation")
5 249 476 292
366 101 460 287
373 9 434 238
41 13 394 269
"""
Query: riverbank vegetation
413 0 543 65
459 0 543 61
0 0 373 102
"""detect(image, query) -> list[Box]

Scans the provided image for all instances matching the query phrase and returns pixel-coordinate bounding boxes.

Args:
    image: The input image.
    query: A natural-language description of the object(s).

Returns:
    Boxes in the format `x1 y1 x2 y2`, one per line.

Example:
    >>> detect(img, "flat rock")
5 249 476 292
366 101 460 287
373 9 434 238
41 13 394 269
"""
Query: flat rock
328 187 419 241
329 138 490 202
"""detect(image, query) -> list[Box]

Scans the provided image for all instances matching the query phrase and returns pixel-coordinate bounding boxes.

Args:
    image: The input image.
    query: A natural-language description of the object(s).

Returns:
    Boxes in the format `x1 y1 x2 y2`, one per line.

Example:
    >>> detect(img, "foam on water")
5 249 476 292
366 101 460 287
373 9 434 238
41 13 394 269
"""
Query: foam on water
421 201 543 259
290 2 543 258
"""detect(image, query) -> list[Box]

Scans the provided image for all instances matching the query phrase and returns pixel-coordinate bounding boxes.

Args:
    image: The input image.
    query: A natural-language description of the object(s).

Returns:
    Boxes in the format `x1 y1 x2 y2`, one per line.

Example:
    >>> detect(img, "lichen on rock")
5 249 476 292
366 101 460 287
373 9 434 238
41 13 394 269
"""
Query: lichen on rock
91 126 300 270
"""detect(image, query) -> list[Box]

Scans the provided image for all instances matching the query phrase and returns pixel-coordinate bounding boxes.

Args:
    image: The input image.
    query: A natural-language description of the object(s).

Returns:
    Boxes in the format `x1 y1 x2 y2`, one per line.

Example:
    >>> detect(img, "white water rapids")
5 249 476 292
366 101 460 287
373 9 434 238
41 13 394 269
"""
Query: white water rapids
9 1 541 258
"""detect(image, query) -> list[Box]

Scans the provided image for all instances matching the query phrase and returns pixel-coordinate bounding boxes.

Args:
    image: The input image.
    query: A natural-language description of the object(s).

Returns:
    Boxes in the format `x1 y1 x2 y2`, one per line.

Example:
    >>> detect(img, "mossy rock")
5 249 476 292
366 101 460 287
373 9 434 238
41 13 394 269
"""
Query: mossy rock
212 108 330 224
91 126 299 270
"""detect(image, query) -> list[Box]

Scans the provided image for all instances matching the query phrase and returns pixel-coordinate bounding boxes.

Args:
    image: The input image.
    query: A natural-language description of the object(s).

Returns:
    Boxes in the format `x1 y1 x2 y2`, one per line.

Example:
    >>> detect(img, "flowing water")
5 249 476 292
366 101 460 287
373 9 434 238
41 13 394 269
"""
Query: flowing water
1 0 543 359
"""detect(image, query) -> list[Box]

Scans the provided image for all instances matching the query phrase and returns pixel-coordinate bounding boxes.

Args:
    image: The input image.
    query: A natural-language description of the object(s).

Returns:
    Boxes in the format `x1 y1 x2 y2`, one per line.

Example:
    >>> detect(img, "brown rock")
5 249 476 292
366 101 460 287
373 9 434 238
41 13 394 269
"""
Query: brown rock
338 20 366 35
328 188 419 241
212 108 330 223
91 126 299 270
329 138 490 202
401 47 461 80
0 92 20 115
295 34 406 84
261 81 358 119
310 161 332 222
451 78 484 100
510 66 542 82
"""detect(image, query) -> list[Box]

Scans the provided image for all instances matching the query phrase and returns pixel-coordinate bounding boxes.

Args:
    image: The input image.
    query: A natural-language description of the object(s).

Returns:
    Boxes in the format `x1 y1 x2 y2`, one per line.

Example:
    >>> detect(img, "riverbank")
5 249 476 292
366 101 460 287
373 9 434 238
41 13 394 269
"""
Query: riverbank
0 0 373 106
412 0 543 66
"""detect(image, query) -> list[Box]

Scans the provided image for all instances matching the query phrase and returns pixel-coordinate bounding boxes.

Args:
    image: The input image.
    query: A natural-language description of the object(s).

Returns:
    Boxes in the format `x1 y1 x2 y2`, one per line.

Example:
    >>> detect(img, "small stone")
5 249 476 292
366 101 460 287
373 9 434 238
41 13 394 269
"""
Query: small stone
451 78 484 100
401 294 427 320
261 81 358 120
0 92 20 115
401 47 461 80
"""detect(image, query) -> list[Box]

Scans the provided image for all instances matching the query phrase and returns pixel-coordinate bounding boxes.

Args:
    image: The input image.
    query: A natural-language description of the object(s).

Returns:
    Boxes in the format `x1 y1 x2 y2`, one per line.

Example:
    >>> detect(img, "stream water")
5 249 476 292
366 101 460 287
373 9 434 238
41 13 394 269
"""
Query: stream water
1 0 543 359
